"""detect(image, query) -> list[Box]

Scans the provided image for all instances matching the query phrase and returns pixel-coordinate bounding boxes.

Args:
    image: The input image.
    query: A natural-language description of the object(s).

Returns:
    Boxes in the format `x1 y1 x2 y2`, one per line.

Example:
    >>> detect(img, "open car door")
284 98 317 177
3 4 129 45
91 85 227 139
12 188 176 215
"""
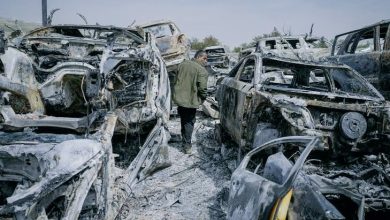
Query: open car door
219 56 258 147
227 136 319 220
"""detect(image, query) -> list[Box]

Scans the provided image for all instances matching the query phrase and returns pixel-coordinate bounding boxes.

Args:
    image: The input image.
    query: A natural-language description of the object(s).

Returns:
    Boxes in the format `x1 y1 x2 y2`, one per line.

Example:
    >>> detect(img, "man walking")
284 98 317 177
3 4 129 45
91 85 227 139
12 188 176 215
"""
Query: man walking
173 50 208 154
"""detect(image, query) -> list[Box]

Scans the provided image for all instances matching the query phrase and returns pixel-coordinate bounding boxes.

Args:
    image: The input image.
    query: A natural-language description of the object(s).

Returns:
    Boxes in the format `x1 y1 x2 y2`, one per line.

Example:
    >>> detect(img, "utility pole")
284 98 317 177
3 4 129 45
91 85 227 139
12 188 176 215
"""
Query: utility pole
42 0 47 26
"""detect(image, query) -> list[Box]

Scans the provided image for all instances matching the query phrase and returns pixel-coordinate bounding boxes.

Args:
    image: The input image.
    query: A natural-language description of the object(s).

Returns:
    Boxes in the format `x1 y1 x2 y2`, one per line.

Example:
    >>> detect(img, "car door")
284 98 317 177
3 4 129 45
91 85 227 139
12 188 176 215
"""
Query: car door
227 136 319 220
334 27 381 88
380 23 390 98
219 55 258 147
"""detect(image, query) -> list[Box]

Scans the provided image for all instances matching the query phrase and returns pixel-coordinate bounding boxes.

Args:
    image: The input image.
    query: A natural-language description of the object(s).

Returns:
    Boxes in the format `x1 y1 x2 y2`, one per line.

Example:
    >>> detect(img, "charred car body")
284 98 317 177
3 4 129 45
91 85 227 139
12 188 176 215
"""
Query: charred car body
216 53 390 155
238 47 255 61
204 45 236 68
0 24 171 219
255 36 329 61
140 20 189 72
228 136 390 219
329 20 390 99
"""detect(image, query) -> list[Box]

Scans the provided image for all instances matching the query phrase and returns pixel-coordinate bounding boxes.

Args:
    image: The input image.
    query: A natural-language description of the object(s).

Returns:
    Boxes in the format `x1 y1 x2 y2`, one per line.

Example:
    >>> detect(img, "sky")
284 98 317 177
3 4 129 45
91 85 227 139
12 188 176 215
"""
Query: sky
0 0 389 48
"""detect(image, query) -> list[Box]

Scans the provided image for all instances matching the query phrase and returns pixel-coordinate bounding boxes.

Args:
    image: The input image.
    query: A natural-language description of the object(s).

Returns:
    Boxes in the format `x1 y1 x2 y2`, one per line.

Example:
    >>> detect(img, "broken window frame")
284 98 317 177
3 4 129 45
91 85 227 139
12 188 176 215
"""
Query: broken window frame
383 23 390 51
228 136 319 220
238 57 257 83
332 21 390 55
257 56 382 99
352 28 376 54
142 23 174 38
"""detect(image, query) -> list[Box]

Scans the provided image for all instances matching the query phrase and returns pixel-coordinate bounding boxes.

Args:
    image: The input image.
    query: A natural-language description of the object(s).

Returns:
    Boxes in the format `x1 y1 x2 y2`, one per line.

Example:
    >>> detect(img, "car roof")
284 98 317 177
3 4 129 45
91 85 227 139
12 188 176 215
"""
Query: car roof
204 45 225 50
257 35 305 41
334 19 390 38
139 20 174 28
23 24 145 43
254 53 347 69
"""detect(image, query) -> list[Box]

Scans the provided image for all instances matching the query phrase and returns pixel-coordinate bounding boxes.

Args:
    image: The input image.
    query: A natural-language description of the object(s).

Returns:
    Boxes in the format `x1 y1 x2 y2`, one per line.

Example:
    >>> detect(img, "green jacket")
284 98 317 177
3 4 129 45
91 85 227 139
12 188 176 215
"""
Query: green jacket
173 59 208 108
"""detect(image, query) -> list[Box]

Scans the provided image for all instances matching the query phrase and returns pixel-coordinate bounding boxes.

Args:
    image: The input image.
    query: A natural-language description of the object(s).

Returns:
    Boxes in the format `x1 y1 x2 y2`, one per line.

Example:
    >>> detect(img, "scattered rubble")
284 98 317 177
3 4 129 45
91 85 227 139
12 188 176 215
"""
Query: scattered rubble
117 114 234 220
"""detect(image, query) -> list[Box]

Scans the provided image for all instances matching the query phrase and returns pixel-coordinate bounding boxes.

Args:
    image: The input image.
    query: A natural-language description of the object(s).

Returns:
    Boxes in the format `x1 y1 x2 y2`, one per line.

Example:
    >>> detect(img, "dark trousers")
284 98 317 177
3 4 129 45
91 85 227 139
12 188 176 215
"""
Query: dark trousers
177 106 197 145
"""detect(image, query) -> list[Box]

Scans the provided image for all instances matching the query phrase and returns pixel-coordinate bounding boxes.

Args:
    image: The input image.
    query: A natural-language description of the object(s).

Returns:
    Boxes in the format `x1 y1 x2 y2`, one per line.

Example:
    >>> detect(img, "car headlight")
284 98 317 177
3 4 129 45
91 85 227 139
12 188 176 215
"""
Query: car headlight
280 107 315 130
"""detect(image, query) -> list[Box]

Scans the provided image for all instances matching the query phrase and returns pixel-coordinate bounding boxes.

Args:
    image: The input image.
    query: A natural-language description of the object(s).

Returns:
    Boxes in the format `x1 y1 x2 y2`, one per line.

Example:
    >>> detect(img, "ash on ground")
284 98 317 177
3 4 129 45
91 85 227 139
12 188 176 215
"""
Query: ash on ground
117 113 236 220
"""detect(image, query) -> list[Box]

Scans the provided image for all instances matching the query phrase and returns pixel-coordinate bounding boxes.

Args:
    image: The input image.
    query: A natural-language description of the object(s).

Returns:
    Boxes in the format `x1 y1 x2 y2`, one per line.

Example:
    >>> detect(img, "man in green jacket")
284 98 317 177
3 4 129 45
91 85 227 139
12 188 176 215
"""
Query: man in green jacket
173 50 208 154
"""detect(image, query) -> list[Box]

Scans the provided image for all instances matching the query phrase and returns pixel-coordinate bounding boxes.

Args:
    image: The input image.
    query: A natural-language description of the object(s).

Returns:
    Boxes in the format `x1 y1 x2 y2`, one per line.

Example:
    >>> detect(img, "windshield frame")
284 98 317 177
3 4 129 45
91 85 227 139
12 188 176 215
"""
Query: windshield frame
259 57 384 101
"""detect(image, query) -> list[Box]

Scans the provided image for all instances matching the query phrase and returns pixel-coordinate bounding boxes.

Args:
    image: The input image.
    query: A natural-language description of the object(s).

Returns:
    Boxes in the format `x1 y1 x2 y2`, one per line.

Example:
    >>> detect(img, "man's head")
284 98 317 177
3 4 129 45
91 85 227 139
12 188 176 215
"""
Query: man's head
194 50 207 66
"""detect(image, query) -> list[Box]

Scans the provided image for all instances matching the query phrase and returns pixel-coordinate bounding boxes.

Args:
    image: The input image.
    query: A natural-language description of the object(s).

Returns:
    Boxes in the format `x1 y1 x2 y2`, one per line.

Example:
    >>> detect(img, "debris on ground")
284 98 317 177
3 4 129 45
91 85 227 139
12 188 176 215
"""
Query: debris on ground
117 114 235 220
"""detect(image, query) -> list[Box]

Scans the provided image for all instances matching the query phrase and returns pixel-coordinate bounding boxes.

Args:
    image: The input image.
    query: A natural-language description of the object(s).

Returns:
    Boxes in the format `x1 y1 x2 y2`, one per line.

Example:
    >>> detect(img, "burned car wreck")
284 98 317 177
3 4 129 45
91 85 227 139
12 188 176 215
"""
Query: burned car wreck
255 36 330 62
140 20 189 72
228 136 390 219
328 20 390 99
0 24 171 219
204 45 236 68
216 53 390 155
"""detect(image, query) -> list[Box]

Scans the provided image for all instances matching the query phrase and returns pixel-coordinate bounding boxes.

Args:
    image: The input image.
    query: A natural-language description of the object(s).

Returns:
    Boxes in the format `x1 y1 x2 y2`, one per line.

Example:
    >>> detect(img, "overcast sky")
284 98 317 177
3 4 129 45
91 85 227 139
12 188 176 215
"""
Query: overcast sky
0 0 389 48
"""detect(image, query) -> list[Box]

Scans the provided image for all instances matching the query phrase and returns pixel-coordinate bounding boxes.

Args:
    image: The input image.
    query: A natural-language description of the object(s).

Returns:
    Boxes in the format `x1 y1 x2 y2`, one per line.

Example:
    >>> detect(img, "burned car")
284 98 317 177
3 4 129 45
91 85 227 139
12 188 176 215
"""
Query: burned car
216 53 390 155
0 24 171 219
205 45 236 68
228 136 390 219
238 47 255 61
329 20 390 99
140 20 189 72
255 36 330 61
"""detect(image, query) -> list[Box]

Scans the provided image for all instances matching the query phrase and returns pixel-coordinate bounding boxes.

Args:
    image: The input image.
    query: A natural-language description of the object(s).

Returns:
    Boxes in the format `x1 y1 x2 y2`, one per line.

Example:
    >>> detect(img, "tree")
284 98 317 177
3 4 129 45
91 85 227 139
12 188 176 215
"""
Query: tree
316 36 328 48
233 42 250 53
190 35 221 50
233 27 284 52
190 38 204 50
202 35 220 48
269 27 281 37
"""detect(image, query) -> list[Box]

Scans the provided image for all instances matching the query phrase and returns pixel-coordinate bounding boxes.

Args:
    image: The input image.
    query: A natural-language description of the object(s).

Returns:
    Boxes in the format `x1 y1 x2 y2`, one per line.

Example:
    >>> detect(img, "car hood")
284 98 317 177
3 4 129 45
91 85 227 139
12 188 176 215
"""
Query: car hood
0 138 103 206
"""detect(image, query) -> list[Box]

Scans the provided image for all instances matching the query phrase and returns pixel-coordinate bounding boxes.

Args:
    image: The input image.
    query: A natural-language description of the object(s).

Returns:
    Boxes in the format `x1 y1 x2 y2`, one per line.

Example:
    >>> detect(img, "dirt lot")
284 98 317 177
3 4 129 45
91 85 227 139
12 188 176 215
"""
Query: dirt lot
116 113 235 220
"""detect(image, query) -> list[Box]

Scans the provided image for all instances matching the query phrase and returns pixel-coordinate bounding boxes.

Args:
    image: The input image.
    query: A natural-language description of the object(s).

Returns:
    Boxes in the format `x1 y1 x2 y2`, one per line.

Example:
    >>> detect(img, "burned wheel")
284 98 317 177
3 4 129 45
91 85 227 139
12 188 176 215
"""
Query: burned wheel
334 112 367 155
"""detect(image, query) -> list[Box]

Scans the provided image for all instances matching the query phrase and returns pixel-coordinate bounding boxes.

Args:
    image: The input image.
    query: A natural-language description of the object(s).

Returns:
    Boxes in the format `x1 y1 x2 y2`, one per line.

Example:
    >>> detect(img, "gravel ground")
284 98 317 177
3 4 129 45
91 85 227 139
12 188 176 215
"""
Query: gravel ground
117 113 235 220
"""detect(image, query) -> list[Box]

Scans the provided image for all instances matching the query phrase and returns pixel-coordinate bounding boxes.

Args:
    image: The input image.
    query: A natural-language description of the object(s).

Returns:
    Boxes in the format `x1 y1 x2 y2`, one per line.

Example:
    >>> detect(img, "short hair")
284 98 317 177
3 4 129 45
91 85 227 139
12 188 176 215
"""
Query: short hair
194 50 207 59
